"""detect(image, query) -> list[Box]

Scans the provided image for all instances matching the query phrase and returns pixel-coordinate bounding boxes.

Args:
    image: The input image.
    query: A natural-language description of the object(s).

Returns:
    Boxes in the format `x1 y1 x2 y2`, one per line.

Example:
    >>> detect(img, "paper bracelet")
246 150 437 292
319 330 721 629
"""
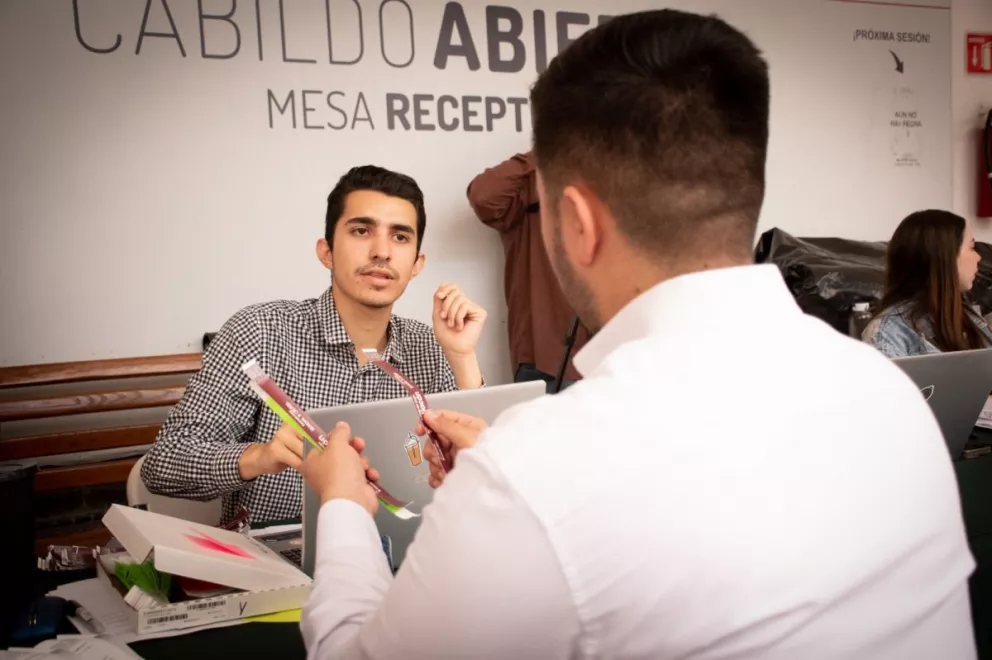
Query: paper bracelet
363 349 454 475
241 359 419 520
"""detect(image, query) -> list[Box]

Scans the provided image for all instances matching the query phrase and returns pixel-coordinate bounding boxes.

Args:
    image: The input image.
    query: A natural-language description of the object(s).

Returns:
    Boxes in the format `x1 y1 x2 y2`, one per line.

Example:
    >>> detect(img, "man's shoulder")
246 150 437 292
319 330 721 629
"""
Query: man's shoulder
463 380 638 539
222 297 317 332
474 384 605 481
208 297 319 354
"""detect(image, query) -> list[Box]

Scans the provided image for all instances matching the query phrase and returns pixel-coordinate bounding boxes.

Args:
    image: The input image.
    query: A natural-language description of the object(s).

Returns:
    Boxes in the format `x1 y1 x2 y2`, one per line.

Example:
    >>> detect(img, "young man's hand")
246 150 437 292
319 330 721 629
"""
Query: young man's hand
432 283 487 356
432 284 487 388
238 422 304 481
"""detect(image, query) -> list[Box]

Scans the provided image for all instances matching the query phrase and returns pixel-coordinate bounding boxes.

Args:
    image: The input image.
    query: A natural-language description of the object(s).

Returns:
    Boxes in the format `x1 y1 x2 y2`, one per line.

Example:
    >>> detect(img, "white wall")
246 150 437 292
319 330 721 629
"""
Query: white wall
0 0 953 373
953 0 992 239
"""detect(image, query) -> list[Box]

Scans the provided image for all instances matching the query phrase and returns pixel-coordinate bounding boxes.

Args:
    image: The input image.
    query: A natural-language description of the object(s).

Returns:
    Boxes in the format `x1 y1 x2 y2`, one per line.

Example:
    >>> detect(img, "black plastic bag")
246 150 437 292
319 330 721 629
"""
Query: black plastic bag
754 227 992 335
754 228 887 334
974 243 992 313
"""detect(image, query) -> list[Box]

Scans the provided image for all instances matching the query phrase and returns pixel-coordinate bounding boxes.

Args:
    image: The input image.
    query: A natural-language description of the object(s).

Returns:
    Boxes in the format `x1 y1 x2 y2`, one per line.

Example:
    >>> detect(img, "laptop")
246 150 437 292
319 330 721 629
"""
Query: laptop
892 348 992 460
299 380 546 574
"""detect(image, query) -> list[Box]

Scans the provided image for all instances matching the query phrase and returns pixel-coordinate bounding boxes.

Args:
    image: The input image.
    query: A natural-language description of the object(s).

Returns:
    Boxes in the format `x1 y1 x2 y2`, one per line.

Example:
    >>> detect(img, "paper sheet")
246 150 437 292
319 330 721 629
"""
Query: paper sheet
48 579 241 646
977 396 992 430
5 635 142 659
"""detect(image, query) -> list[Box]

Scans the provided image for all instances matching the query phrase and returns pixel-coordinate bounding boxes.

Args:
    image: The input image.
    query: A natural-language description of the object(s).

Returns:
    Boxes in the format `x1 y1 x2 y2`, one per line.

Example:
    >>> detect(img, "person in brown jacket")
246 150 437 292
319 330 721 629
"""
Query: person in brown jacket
466 151 588 392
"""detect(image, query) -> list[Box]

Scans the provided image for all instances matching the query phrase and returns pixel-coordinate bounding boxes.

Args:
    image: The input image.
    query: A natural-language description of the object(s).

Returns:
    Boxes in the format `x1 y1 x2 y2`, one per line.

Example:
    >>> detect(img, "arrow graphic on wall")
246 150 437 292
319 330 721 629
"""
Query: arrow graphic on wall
889 50 904 74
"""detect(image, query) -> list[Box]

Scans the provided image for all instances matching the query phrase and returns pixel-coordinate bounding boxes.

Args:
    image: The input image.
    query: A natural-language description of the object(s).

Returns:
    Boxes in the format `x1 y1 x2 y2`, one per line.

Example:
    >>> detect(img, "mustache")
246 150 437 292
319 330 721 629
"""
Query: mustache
358 263 399 279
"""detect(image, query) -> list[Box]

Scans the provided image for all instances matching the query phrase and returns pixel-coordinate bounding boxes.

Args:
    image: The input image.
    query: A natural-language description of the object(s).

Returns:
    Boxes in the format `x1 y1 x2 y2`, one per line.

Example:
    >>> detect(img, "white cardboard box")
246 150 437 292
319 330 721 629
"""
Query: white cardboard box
98 504 312 635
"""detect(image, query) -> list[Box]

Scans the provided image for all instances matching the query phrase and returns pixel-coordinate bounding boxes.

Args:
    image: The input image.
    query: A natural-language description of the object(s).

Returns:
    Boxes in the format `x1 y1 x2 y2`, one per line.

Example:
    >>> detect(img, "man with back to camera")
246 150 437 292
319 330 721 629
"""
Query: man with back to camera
297 10 976 659
141 165 487 524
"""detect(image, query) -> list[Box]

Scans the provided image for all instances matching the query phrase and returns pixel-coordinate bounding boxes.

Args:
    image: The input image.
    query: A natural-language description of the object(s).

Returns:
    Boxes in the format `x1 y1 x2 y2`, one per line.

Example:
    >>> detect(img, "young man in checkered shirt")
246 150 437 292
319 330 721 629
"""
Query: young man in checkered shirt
140 165 487 525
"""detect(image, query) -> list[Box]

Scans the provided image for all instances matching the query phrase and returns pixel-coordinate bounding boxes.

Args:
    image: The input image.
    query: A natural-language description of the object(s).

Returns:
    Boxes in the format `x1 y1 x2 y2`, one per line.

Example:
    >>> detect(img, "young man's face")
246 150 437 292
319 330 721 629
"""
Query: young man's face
322 190 425 309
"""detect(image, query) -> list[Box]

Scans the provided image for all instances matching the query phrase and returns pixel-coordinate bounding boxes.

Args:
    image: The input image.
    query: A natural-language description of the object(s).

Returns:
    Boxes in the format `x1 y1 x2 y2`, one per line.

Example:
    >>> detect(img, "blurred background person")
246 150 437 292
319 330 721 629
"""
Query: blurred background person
467 151 589 392
863 209 992 358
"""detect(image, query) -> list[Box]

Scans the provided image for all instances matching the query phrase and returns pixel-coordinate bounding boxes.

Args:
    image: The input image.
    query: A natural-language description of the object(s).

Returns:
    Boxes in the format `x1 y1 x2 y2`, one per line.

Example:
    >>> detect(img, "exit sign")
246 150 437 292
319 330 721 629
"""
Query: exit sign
968 33 992 74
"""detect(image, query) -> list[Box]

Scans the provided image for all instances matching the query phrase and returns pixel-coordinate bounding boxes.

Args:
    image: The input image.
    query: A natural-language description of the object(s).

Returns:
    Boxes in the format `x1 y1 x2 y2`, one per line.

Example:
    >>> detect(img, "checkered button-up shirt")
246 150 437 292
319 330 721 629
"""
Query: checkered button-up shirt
141 287 459 524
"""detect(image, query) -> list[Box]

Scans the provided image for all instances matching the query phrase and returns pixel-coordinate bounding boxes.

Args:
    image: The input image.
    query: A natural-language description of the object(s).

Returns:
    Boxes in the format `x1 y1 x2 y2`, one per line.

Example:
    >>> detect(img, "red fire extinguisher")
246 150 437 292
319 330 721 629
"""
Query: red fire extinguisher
979 108 992 218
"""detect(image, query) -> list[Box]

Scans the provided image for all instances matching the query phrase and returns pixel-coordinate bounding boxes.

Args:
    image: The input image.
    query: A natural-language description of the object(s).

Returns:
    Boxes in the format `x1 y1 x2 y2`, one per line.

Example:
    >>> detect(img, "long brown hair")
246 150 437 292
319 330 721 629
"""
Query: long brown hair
877 209 983 352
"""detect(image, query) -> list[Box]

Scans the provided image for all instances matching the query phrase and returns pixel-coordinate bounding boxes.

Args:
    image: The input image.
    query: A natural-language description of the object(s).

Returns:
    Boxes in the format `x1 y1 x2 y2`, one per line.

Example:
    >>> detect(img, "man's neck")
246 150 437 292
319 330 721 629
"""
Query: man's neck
597 253 751 326
331 286 392 363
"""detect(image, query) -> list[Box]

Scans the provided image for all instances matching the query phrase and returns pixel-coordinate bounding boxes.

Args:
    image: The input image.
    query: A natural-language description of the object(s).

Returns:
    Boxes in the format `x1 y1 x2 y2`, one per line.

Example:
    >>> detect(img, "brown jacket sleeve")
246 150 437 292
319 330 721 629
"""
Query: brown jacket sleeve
465 151 535 233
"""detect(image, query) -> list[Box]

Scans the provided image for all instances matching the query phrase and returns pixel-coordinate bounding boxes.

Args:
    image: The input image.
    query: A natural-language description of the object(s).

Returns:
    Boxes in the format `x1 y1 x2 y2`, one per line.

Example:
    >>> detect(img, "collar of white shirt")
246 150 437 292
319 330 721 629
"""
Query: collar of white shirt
572 263 799 377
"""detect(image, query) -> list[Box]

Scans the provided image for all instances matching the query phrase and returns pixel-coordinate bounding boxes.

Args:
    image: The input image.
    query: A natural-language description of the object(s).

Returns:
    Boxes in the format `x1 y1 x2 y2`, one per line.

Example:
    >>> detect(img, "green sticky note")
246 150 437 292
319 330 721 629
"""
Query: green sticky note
244 609 302 623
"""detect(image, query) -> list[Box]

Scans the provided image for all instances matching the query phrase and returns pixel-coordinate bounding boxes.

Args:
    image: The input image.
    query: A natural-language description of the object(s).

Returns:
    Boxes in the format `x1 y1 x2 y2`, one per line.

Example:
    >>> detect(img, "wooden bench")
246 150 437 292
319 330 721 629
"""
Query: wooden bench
0 353 202 554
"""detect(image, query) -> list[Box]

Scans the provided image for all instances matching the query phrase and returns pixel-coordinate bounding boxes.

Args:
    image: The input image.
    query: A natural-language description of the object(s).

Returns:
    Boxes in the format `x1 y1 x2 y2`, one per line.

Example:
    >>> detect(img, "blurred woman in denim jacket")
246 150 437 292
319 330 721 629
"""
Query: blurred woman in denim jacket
862 209 992 358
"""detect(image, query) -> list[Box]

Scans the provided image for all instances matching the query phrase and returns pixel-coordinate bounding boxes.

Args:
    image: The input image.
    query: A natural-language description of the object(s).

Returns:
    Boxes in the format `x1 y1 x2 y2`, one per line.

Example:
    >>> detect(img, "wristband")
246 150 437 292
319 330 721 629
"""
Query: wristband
363 349 454 474
242 359 419 520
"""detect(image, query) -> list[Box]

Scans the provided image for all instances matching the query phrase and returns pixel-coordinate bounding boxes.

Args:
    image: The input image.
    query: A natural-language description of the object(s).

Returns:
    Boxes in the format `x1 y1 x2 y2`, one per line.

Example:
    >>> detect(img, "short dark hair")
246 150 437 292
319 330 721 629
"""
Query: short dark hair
325 165 427 251
530 9 770 259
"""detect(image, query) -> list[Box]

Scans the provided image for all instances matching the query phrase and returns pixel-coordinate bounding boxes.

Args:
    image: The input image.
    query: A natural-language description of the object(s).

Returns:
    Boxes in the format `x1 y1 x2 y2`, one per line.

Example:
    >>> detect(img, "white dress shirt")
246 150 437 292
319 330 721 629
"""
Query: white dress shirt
301 264 977 659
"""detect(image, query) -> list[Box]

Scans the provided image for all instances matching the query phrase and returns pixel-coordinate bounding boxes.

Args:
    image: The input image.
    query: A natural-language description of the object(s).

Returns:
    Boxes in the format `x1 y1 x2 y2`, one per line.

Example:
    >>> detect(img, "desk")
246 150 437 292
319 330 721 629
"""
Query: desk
32 569 306 660
22 447 992 659
129 621 305 660
955 443 992 659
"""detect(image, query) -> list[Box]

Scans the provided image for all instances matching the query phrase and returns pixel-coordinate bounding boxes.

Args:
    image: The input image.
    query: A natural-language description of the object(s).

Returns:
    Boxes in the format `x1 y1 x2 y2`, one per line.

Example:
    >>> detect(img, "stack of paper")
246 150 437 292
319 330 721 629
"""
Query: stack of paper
46 578 240 646
977 396 992 431
5 635 142 659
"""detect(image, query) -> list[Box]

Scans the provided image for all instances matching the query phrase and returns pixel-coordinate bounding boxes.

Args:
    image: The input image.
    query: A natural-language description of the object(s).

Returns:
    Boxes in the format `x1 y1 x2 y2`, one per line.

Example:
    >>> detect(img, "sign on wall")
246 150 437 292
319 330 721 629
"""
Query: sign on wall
967 33 992 74
0 0 952 370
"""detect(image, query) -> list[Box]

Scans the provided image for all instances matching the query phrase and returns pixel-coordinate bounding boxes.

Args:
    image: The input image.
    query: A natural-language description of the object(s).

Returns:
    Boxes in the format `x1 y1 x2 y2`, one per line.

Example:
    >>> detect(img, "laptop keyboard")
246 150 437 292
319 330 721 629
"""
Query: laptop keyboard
273 536 392 572
280 547 302 566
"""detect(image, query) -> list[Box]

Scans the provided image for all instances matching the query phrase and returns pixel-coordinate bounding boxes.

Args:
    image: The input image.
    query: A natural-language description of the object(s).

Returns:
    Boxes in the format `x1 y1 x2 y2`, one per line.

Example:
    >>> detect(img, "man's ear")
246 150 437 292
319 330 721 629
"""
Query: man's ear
316 238 334 271
560 185 602 269
411 252 426 278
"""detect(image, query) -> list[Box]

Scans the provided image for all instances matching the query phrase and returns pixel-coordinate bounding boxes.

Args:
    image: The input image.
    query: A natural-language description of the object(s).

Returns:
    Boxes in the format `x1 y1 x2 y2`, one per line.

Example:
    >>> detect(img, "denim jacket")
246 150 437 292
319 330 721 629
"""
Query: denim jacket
861 301 992 358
